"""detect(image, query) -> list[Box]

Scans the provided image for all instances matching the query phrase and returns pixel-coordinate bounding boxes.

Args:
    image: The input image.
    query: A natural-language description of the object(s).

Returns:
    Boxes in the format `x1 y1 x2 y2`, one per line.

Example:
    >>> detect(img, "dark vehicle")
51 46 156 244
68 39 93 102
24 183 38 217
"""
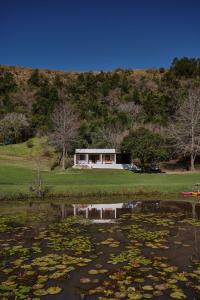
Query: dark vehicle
128 164 143 173
150 164 161 173
141 164 161 173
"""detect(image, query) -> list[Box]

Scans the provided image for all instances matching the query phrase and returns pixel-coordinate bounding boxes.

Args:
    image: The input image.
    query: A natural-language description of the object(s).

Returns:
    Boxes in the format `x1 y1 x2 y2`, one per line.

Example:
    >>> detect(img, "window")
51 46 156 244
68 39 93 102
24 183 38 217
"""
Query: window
105 154 111 161
104 154 113 164
79 154 85 161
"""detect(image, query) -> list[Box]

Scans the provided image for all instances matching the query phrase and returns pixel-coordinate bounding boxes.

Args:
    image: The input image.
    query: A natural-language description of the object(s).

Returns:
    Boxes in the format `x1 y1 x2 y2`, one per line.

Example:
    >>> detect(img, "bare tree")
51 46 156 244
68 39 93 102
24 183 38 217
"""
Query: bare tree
99 102 142 150
117 102 142 128
13 88 36 109
169 89 200 171
117 102 141 114
99 123 129 150
0 112 29 143
50 101 79 170
104 88 121 107
133 122 165 135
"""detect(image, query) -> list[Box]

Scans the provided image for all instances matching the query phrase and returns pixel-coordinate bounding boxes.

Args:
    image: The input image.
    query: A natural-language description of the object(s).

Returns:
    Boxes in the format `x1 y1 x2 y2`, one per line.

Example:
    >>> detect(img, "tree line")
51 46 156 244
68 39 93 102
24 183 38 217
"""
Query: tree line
1 57 200 170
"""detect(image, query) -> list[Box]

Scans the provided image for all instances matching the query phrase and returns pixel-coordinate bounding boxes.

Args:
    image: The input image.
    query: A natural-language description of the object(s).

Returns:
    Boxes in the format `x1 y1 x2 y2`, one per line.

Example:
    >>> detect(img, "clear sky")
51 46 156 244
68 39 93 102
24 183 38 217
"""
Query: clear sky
0 0 200 71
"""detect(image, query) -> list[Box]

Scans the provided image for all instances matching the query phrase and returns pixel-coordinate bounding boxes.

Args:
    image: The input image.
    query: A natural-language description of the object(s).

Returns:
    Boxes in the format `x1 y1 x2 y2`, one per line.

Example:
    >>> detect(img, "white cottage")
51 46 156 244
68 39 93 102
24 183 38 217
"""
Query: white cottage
73 149 130 169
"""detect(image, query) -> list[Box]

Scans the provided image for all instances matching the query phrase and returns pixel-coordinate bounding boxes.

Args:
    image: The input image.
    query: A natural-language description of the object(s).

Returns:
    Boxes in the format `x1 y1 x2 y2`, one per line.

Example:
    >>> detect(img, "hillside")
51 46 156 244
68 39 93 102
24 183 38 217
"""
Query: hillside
1 57 200 168
0 64 158 83
0 137 56 170
1 58 200 197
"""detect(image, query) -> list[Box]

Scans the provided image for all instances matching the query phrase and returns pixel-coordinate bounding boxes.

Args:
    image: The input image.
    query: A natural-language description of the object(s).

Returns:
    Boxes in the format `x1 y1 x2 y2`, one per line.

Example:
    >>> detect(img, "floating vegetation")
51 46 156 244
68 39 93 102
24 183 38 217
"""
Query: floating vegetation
100 237 120 247
179 218 200 226
1 201 200 299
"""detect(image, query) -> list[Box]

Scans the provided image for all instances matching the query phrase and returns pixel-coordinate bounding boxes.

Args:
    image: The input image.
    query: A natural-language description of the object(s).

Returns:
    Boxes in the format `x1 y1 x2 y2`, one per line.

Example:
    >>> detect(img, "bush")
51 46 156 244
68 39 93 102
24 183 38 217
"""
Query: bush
26 140 34 148
50 159 59 170
42 150 53 158
0 112 30 144
65 157 73 169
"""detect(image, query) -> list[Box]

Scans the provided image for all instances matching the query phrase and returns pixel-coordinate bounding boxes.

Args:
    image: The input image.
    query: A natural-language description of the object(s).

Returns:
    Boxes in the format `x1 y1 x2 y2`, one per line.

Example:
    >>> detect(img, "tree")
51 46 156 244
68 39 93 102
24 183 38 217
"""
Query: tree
0 70 17 113
12 88 36 109
121 128 167 165
142 92 168 124
0 71 16 96
49 100 79 169
28 69 41 87
169 88 200 171
0 112 30 144
99 123 129 150
170 57 200 78
31 79 59 131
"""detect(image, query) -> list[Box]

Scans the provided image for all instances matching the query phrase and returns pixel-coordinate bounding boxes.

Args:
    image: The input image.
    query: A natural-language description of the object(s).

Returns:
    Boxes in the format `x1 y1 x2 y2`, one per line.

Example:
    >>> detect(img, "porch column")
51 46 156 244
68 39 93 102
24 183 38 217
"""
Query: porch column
114 153 117 164
114 207 117 219
86 154 89 164
100 208 103 219
86 208 89 219
74 154 76 165
73 206 76 216
100 154 103 164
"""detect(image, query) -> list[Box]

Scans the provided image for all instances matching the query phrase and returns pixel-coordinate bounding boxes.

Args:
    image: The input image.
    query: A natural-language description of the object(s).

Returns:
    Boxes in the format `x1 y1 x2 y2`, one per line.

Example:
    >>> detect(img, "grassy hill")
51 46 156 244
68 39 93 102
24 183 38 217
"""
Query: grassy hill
0 137 56 170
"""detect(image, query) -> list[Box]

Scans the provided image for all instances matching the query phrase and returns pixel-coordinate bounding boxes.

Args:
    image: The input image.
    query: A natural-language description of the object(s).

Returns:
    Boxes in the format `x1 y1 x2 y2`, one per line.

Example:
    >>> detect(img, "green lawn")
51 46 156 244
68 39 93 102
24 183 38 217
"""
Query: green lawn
1 163 200 199
1 138 200 200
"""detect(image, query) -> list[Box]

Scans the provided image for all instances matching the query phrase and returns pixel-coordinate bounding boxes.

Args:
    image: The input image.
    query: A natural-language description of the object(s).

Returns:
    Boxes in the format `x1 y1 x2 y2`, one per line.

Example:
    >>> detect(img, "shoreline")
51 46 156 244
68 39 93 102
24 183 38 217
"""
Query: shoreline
0 191 199 204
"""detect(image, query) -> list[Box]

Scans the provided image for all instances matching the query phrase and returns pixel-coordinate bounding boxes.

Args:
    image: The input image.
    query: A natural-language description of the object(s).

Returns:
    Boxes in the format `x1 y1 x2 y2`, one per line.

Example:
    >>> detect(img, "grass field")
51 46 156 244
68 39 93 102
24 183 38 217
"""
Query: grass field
1 138 200 200
1 163 200 199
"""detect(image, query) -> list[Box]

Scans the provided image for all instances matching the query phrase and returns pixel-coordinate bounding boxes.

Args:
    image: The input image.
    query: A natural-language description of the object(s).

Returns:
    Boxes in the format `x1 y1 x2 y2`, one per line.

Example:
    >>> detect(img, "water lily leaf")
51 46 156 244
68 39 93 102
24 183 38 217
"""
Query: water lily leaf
32 283 44 290
142 286 154 291
170 290 186 299
46 286 62 295
33 289 48 296
88 269 99 275
143 294 153 299
80 278 91 283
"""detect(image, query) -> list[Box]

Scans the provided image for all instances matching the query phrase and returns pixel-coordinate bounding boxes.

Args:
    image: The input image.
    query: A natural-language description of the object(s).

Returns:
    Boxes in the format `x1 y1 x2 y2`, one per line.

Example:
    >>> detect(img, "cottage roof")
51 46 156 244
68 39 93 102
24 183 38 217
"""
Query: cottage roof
75 149 116 154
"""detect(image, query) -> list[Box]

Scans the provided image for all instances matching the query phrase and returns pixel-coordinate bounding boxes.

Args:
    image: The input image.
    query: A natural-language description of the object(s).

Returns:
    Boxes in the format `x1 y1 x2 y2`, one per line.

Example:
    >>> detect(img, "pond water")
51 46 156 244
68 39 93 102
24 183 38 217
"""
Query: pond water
1 200 200 299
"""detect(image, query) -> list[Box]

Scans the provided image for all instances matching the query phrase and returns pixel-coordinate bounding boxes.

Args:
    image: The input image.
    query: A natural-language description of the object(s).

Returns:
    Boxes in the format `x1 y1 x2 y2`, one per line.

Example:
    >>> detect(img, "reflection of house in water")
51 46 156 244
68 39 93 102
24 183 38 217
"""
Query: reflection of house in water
29 201 200 223
50 203 142 223
72 203 141 223
27 201 200 258
50 201 200 224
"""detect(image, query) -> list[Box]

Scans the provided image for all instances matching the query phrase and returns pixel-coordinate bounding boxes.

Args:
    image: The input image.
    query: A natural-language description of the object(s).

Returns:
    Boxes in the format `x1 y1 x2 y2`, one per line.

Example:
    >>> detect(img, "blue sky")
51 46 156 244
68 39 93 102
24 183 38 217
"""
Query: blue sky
0 0 200 71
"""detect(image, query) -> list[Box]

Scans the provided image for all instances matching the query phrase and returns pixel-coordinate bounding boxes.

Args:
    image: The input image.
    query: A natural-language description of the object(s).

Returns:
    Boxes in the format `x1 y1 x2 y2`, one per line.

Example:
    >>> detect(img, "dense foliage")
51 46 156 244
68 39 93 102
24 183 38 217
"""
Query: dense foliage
0 57 200 165
121 128 168 164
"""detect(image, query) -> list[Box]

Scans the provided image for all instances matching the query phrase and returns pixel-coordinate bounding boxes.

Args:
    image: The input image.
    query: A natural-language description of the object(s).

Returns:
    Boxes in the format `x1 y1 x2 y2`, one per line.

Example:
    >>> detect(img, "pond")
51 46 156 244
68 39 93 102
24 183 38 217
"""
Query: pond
1 200 200 299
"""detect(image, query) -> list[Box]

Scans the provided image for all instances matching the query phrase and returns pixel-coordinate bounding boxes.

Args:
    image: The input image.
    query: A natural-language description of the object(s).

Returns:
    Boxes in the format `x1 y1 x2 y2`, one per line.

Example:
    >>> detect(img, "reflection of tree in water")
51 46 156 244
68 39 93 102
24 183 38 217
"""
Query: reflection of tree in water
29 202 54 215
122 202 135 208
50 203 74 220
50 203 62 218
140 201 160 213
122 201 142 209
192 226 200 260
193 203 200 220
191 203 200 260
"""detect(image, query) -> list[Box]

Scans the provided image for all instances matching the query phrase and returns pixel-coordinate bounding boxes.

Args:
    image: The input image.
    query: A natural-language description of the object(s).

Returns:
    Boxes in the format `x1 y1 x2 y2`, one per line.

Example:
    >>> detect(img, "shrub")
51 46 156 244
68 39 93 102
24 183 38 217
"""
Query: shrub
50 159 59 170
26 140 34 148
